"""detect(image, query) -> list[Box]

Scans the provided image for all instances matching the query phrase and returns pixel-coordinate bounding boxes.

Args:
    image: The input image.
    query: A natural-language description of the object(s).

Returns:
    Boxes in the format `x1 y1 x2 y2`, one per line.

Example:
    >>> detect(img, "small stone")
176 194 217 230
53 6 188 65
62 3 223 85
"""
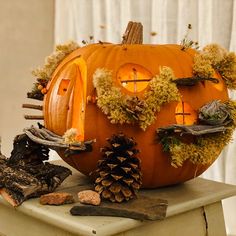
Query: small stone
78 190 101 206
40 192 75 205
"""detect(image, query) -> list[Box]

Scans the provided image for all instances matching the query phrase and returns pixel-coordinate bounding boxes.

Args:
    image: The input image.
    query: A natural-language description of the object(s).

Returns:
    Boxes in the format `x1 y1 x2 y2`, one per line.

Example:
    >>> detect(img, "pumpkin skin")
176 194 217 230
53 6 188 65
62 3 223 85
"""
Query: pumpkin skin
43 43 228 188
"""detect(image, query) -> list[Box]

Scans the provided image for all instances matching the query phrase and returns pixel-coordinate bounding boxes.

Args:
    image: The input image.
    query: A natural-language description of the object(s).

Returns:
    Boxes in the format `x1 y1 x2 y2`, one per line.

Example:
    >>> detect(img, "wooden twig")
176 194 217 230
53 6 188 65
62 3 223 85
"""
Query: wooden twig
157 124 228 137
24 115 44 120
0 134 72 206
173 77 219 86
23 126 95 153
22 104 43 110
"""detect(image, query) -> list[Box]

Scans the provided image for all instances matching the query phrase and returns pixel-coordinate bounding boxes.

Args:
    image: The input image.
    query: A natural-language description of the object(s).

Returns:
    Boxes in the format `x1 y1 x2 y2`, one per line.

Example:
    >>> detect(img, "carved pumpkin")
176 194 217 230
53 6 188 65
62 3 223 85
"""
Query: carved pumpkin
43 22 229 188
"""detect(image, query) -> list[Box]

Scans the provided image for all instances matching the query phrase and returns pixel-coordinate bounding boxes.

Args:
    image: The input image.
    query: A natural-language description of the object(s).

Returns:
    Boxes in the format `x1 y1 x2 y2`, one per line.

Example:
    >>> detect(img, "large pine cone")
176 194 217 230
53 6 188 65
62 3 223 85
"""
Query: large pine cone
94 133 142 203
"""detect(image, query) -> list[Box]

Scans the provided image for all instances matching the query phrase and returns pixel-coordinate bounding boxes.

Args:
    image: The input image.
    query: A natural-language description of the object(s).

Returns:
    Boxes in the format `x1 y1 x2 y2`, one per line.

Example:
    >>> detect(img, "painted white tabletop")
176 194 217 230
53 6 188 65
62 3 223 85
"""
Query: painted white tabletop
1 161 236 236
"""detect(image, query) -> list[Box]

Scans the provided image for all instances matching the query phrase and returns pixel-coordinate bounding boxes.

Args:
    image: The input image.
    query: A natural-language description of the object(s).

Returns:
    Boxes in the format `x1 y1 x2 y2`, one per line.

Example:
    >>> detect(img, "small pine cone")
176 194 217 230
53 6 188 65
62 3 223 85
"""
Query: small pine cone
94 133 142 203
125 96 146 121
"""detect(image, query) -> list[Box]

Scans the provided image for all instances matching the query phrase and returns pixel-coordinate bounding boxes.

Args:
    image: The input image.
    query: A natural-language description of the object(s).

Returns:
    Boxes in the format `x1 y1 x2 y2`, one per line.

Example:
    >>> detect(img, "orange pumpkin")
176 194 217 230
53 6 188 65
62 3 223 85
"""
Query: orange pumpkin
43 23 228 188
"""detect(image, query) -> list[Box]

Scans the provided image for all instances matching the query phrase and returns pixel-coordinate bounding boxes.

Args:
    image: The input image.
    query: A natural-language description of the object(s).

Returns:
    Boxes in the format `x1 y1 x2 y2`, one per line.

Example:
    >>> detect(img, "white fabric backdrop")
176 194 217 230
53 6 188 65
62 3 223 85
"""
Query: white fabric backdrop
55 0 236 234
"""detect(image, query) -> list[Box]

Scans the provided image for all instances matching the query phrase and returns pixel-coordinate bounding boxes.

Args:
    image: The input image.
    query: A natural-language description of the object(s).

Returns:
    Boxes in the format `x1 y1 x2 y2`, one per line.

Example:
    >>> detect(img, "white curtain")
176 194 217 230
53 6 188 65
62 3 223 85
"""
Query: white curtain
55 0 236 234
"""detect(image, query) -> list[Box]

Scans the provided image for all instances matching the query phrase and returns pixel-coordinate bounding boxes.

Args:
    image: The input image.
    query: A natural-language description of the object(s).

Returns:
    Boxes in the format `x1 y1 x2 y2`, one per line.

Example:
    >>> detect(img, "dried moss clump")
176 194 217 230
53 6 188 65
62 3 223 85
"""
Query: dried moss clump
169 130 233 167
93 67 181 130
164 100 236 167
140 67 181 130
32 41 80 81
29 41 80 99
193 44 236 89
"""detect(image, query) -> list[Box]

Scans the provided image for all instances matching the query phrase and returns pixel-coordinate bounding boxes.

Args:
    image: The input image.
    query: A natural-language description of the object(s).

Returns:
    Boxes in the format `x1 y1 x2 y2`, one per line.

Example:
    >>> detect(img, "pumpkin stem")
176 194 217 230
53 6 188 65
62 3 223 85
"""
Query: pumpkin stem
122 21 143 44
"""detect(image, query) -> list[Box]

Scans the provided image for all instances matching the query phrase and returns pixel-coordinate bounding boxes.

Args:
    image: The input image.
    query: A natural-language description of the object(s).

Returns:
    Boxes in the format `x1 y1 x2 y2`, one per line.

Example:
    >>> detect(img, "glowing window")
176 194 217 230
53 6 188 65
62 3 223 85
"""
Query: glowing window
57 79 70 95
117 64 152 93
175 101 197 125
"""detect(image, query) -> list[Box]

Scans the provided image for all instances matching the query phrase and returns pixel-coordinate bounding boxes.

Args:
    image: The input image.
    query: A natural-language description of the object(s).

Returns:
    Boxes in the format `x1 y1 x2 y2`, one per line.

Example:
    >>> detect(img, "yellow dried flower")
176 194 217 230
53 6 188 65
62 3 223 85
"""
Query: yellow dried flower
63 128 79 144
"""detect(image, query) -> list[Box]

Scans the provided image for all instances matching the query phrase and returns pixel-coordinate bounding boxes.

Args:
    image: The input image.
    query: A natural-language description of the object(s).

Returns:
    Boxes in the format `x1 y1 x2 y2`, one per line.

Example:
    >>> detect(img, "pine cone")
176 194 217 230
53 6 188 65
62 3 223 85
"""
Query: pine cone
94 133 142 203
124 96 146 121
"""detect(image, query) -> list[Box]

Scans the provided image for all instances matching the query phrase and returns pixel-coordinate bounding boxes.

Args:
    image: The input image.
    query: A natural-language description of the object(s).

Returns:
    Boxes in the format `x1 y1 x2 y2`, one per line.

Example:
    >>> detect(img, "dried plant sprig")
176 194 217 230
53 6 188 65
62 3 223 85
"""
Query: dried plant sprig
93 67 181 130
193 44 236 89
180 24 199 51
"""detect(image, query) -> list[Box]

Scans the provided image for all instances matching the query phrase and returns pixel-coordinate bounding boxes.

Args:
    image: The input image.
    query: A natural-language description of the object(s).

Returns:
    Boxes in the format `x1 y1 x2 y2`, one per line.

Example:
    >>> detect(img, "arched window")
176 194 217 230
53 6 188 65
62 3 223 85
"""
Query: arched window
117 63 152 93
175 101 197 125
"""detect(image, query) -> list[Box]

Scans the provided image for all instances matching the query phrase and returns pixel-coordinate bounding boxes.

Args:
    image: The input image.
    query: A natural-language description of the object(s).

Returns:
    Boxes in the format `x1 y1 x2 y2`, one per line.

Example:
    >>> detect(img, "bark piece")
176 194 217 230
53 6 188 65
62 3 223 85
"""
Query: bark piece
157 124 228 137
0 134 72 206
71 195 168 221
173 77 219 86
24 126 95 156
78 190 101 206
40 192 75 205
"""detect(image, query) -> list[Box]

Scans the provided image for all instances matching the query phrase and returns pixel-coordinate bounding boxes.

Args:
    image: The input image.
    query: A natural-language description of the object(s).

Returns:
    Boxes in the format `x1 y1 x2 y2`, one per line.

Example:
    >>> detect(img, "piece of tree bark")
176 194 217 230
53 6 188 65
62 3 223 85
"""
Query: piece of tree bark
0 134 72 206
157 124 228 137
71 195 168 221
173 77 219 86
